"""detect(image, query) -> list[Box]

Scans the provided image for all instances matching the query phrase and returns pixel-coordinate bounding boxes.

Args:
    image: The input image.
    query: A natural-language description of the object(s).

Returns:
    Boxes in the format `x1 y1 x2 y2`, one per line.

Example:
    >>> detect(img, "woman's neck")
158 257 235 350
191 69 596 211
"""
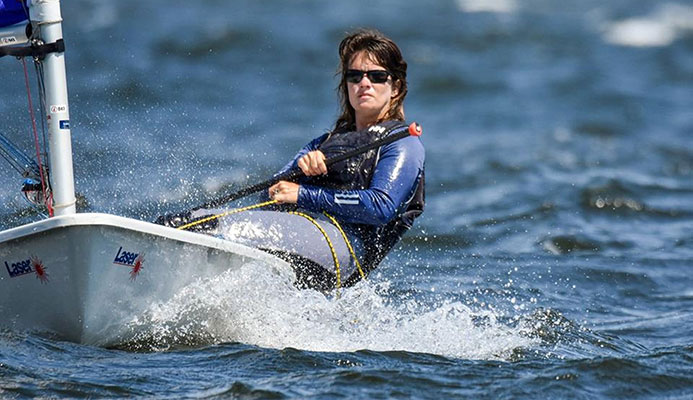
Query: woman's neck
355 112 385 131
355 119 374 131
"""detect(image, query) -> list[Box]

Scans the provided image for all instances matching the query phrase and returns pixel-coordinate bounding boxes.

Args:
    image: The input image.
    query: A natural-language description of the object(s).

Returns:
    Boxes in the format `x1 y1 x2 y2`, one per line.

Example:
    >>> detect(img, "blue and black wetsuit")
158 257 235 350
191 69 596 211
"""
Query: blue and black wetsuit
277 120 425 285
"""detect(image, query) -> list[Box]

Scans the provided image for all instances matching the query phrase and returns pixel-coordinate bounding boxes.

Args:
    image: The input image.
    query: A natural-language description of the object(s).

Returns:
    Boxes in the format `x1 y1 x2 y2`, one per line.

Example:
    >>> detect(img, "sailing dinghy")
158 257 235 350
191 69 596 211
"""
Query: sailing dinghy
0 0 421 345
0 0 290 345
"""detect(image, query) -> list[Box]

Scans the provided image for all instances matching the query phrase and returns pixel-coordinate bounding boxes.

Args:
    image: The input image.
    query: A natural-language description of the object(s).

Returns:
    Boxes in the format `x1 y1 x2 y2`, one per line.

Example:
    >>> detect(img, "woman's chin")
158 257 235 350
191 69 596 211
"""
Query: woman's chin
354 105 382 119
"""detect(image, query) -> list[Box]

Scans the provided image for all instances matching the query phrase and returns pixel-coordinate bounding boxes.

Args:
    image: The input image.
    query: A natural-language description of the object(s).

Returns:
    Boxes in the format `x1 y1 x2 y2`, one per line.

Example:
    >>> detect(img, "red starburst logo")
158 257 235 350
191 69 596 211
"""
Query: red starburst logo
130 254 144 281
32 256 49 283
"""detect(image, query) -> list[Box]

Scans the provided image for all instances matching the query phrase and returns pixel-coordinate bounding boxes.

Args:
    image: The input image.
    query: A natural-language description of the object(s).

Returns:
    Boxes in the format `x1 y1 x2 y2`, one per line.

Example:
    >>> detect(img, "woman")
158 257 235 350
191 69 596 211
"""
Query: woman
162 30 424 291
264 29 425 288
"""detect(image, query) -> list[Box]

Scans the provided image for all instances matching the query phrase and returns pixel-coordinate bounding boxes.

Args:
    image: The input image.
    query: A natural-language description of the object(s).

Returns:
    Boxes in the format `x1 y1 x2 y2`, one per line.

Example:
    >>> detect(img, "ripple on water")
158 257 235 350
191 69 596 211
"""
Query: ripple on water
580 178 690 217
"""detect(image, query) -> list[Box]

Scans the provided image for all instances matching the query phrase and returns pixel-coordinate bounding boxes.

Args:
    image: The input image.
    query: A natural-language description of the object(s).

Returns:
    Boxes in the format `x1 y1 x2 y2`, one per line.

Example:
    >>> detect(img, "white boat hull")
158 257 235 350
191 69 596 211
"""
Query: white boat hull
0 213 286 345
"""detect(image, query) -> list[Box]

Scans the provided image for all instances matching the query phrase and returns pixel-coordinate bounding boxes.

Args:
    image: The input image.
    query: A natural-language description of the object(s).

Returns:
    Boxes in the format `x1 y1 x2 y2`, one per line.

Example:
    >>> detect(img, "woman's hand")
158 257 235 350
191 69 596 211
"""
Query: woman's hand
297 150 327 176
269 181 300 204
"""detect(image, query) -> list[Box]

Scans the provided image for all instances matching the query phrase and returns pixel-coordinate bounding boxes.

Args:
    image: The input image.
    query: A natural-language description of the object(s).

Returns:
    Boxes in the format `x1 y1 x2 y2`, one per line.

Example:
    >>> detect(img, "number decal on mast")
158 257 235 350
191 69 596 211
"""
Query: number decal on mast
49 105 68 114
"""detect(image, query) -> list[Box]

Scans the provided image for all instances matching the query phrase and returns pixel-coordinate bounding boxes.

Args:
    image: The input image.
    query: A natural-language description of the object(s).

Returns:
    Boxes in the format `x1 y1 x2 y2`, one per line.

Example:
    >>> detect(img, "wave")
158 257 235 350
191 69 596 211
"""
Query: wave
456 0 518 14
114 261 536 360
517 308 650 359
541 235 602 255
154 28 261 59
581 178 691 217
602 3 693 47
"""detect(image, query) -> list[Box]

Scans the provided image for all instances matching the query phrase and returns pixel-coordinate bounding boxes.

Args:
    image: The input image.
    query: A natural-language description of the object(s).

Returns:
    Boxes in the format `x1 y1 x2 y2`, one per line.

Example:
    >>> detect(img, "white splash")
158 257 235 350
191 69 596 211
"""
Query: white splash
456 0 518 14
122 261 535 360
603 3 693 47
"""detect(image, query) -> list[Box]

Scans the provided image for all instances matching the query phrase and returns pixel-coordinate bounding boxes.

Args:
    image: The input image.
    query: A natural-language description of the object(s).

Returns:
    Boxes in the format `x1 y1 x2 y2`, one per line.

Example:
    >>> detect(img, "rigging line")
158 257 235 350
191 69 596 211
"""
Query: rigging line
0 131 36 174
21 57 52 216
34 60 49 167
34 59 53 210
20 0 30 21
0 144 26 175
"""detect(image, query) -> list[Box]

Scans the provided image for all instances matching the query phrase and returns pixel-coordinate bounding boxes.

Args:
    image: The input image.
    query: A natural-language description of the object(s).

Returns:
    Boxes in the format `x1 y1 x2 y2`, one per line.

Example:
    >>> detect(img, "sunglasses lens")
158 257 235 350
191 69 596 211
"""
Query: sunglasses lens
368 71 390 83
345 70 363 83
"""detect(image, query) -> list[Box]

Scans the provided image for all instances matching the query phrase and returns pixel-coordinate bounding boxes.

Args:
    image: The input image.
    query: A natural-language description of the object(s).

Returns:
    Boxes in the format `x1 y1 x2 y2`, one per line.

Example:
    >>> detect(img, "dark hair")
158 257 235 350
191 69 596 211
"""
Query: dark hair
335 29 408 131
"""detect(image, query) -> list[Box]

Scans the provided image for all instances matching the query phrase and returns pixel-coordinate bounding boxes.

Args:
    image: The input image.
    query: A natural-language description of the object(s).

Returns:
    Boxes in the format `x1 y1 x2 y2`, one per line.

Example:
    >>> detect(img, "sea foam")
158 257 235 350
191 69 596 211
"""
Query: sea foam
119 260 536 359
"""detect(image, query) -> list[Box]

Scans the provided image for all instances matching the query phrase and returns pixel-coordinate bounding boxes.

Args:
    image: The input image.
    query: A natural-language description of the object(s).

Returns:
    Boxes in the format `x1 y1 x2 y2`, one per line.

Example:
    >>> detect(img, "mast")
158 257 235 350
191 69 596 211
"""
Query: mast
30 0 75 216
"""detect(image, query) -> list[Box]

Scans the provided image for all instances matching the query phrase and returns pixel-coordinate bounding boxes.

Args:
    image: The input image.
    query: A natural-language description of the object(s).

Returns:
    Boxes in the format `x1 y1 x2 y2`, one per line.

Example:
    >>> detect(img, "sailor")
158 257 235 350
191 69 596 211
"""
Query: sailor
158 30 424 291
266 29 425 288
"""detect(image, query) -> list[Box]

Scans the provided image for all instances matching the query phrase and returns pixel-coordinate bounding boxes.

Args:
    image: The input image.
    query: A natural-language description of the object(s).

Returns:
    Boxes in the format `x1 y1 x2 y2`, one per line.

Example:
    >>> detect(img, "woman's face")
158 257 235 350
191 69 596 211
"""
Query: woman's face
347 51 398 127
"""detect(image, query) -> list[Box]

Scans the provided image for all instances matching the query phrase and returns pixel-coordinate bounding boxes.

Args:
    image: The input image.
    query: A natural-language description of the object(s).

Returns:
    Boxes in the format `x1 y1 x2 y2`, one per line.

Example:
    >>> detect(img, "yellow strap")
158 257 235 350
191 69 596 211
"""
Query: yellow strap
288 211 341 291
176 200 279 231
322 212 365 280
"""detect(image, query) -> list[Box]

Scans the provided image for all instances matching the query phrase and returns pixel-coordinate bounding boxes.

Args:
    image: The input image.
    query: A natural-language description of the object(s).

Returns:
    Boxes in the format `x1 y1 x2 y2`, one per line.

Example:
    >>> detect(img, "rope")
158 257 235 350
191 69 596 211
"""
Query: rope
288 210 342 292
33 59 54 213
34 60 50 179
175 199 279 231
322 212 365 280
0 133 32 175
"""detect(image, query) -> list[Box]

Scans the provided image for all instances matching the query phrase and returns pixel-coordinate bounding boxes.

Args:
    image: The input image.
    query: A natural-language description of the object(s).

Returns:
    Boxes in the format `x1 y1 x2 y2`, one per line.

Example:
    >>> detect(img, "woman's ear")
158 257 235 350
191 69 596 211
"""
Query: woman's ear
391 80 401 98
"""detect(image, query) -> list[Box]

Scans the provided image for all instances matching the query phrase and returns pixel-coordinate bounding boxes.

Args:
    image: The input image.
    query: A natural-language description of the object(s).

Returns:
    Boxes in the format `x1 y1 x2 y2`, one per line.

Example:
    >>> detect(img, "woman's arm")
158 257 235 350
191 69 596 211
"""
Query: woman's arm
296 136 425 225
274 134 328 177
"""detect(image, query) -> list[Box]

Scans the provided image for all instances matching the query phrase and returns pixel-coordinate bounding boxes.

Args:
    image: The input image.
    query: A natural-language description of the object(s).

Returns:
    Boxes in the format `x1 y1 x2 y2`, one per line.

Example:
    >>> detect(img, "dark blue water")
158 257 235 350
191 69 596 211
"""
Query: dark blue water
1 0 692 398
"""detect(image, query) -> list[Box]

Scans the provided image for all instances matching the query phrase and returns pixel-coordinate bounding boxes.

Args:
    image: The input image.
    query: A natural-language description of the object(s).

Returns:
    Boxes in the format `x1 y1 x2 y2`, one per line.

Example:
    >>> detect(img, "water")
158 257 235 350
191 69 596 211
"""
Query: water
1 0 692 398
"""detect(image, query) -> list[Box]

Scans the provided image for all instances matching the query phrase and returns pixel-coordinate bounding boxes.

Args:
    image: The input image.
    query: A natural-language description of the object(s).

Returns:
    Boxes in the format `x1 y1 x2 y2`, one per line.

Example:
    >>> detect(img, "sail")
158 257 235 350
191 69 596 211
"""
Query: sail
0 0 28 28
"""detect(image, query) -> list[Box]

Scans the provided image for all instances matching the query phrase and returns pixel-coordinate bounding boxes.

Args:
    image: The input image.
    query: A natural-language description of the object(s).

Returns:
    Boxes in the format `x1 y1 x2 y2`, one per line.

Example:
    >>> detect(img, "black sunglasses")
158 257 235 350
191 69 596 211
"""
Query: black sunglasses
345 69 391 84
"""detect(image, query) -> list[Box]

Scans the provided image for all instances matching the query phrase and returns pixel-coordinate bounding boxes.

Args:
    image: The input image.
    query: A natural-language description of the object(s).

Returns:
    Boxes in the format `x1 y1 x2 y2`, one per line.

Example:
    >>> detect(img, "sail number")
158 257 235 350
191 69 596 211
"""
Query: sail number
49 105 67 114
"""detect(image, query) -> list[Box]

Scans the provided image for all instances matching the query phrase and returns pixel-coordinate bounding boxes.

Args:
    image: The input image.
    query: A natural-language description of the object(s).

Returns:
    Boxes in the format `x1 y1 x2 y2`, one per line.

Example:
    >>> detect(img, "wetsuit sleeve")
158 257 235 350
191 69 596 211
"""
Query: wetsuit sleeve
274 134 328 177
296 136 425 225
